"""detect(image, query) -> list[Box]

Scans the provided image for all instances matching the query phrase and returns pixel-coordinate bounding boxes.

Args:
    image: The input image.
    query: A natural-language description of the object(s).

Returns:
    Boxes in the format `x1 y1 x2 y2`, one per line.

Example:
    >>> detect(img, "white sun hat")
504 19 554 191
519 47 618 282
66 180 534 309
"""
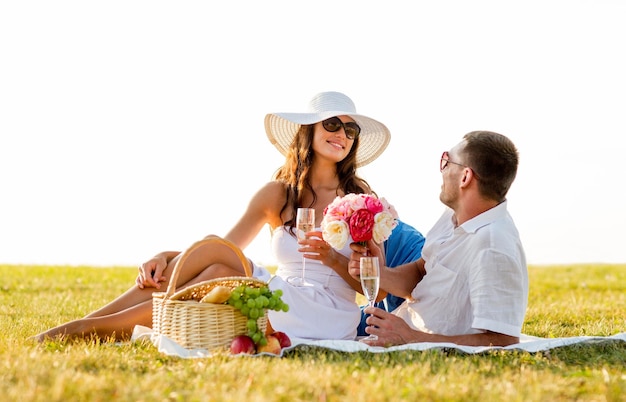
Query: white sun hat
264 91 391 167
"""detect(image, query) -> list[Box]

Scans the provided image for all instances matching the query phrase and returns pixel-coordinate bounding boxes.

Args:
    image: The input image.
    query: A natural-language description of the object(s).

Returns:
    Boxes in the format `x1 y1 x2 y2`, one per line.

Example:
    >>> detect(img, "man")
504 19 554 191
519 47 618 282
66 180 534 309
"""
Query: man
350 131 528 347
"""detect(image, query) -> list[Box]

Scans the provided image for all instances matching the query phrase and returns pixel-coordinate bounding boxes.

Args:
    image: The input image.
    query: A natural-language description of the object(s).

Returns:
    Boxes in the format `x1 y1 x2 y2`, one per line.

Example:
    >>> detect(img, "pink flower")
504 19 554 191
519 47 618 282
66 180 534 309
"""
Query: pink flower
321 193 398 250
364 196 383 215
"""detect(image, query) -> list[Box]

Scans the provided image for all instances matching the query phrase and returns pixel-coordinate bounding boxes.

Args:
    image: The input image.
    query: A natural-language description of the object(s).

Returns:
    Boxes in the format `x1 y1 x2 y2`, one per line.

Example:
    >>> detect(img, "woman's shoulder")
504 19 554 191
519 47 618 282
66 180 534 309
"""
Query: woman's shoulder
257 180 287 194
251 180 287 205
251 181 287 229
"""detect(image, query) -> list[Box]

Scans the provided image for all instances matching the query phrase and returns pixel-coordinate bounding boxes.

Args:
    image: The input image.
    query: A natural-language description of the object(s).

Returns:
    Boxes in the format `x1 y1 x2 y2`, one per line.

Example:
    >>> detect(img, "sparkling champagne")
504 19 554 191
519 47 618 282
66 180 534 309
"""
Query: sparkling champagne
360 276 380 304
297 223 314 240
289 208 315 286
359 256 380 341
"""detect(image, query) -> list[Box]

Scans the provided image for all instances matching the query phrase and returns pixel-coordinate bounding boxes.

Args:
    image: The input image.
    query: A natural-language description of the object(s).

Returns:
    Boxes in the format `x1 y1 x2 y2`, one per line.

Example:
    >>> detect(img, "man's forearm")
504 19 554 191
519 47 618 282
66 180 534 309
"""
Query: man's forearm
403 329 519 347
380 258 426 299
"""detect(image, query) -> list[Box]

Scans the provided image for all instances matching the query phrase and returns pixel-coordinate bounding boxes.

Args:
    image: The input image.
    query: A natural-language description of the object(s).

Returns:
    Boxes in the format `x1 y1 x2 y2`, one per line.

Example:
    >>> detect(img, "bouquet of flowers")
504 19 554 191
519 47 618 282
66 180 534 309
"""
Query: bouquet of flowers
321 193 399 250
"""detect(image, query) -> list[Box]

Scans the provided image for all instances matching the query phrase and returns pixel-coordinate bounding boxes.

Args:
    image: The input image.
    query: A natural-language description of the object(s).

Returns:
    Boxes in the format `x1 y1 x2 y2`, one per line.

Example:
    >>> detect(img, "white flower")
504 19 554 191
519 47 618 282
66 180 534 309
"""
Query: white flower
321 219 350 250
372 211 397 244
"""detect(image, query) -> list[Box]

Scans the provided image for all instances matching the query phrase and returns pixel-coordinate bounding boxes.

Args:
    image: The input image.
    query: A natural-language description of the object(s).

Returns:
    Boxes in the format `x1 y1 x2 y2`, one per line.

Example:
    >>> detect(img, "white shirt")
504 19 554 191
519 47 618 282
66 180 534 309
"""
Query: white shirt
393 201 528 337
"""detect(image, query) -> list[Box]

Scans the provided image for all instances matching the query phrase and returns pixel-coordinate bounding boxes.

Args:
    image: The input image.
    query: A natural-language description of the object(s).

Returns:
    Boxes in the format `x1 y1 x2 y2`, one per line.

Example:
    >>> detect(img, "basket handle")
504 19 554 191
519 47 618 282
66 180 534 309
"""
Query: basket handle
163 235 253 298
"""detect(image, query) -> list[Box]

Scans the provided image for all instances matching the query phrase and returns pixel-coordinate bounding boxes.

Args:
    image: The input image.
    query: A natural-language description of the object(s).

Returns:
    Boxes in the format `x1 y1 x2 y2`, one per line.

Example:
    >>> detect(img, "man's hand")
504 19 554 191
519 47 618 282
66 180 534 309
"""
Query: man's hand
348 240 383 280
359 306 418 347
360 306 520 347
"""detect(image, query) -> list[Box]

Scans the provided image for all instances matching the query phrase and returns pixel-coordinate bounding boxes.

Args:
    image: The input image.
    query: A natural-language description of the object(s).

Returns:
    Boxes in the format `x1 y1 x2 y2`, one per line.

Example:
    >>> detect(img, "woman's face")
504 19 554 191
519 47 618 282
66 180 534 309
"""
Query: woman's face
311 115 357 165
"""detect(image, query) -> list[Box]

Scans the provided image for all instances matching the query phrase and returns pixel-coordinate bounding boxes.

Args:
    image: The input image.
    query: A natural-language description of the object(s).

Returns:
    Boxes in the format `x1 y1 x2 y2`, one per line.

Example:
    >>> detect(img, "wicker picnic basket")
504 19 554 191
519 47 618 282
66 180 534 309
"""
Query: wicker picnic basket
152 235 268 350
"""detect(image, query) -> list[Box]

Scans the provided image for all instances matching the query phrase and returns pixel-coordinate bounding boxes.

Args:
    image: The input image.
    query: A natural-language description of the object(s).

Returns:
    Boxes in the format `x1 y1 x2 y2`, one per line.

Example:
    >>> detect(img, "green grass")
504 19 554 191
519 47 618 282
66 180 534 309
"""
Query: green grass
1 264 625 401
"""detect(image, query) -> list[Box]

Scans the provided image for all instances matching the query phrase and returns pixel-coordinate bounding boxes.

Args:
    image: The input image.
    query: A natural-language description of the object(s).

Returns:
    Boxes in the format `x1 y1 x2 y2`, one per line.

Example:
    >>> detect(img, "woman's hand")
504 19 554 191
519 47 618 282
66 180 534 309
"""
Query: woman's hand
298 230 339 267
136 255 168 289
298 230 367 293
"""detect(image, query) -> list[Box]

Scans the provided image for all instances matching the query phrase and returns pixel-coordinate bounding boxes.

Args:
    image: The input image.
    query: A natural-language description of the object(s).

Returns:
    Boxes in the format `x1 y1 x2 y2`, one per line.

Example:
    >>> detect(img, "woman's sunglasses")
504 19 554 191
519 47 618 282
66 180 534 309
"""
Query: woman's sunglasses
321 117 361 140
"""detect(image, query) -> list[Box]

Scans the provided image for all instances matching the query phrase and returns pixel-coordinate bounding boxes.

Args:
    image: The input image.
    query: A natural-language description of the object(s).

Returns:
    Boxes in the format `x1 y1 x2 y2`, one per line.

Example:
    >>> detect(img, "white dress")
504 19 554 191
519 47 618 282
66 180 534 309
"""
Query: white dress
253 226 360 340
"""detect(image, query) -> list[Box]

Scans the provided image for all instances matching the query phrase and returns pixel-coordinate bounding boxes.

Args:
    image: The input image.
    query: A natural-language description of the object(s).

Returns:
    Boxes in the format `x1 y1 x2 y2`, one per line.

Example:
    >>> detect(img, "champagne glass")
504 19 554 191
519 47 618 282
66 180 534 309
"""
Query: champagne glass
360 256 380 341
289 207 315 286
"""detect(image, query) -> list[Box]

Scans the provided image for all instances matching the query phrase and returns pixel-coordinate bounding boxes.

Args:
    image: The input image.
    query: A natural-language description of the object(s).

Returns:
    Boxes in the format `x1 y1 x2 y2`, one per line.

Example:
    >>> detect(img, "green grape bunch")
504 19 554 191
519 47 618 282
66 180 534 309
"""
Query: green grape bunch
226 284 289 346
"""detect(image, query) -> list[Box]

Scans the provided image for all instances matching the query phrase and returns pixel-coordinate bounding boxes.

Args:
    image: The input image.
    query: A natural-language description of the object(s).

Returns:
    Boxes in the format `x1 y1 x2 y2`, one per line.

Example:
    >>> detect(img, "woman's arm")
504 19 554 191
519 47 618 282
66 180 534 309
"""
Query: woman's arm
302 232 388 300
223 181 285 250
137 181 281 289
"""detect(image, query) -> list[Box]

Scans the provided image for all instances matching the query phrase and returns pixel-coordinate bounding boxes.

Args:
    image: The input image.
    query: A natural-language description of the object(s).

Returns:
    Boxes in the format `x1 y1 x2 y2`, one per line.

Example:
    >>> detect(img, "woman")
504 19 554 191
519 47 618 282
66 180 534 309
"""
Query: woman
33 91 391 342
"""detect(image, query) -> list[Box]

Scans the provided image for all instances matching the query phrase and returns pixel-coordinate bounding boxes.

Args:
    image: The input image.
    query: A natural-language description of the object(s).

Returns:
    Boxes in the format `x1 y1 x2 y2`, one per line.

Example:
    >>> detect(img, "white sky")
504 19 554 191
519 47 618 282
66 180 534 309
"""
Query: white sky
1 1 625 268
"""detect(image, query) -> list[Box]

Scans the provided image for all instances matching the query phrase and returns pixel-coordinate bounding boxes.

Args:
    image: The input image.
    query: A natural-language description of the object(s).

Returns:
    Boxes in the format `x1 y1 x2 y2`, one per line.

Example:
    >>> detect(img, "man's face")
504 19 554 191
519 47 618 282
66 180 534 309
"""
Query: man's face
438 142 465 208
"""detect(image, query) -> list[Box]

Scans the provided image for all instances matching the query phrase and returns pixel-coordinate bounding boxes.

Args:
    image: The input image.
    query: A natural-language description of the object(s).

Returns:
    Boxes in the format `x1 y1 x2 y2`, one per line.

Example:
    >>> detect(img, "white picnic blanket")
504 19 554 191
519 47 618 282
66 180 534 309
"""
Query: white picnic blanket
131 325 626 358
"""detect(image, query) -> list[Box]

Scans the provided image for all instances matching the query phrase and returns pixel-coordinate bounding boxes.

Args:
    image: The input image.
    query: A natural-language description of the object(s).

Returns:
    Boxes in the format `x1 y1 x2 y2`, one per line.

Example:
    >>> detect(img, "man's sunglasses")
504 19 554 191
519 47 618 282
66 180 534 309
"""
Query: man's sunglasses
440 151 480 179
321 117 361 140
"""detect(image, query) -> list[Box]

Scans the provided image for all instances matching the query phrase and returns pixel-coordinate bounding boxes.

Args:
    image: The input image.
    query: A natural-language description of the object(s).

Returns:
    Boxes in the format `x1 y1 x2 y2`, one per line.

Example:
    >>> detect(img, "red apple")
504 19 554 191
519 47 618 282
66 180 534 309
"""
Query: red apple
230 335 256 355
256 334 282 355
272 331 291 348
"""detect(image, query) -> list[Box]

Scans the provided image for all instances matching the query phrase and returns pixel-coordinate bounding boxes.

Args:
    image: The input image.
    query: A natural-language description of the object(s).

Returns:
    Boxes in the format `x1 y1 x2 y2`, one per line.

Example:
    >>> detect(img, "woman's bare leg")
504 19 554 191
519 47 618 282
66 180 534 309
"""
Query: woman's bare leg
34 299 154 342
32 239 250 342
86 239 249 318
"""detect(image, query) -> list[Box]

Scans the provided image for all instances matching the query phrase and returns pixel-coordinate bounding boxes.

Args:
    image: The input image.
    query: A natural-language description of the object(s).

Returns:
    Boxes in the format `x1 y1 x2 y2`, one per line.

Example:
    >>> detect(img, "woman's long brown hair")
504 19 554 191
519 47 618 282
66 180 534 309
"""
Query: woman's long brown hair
273 124 374 236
